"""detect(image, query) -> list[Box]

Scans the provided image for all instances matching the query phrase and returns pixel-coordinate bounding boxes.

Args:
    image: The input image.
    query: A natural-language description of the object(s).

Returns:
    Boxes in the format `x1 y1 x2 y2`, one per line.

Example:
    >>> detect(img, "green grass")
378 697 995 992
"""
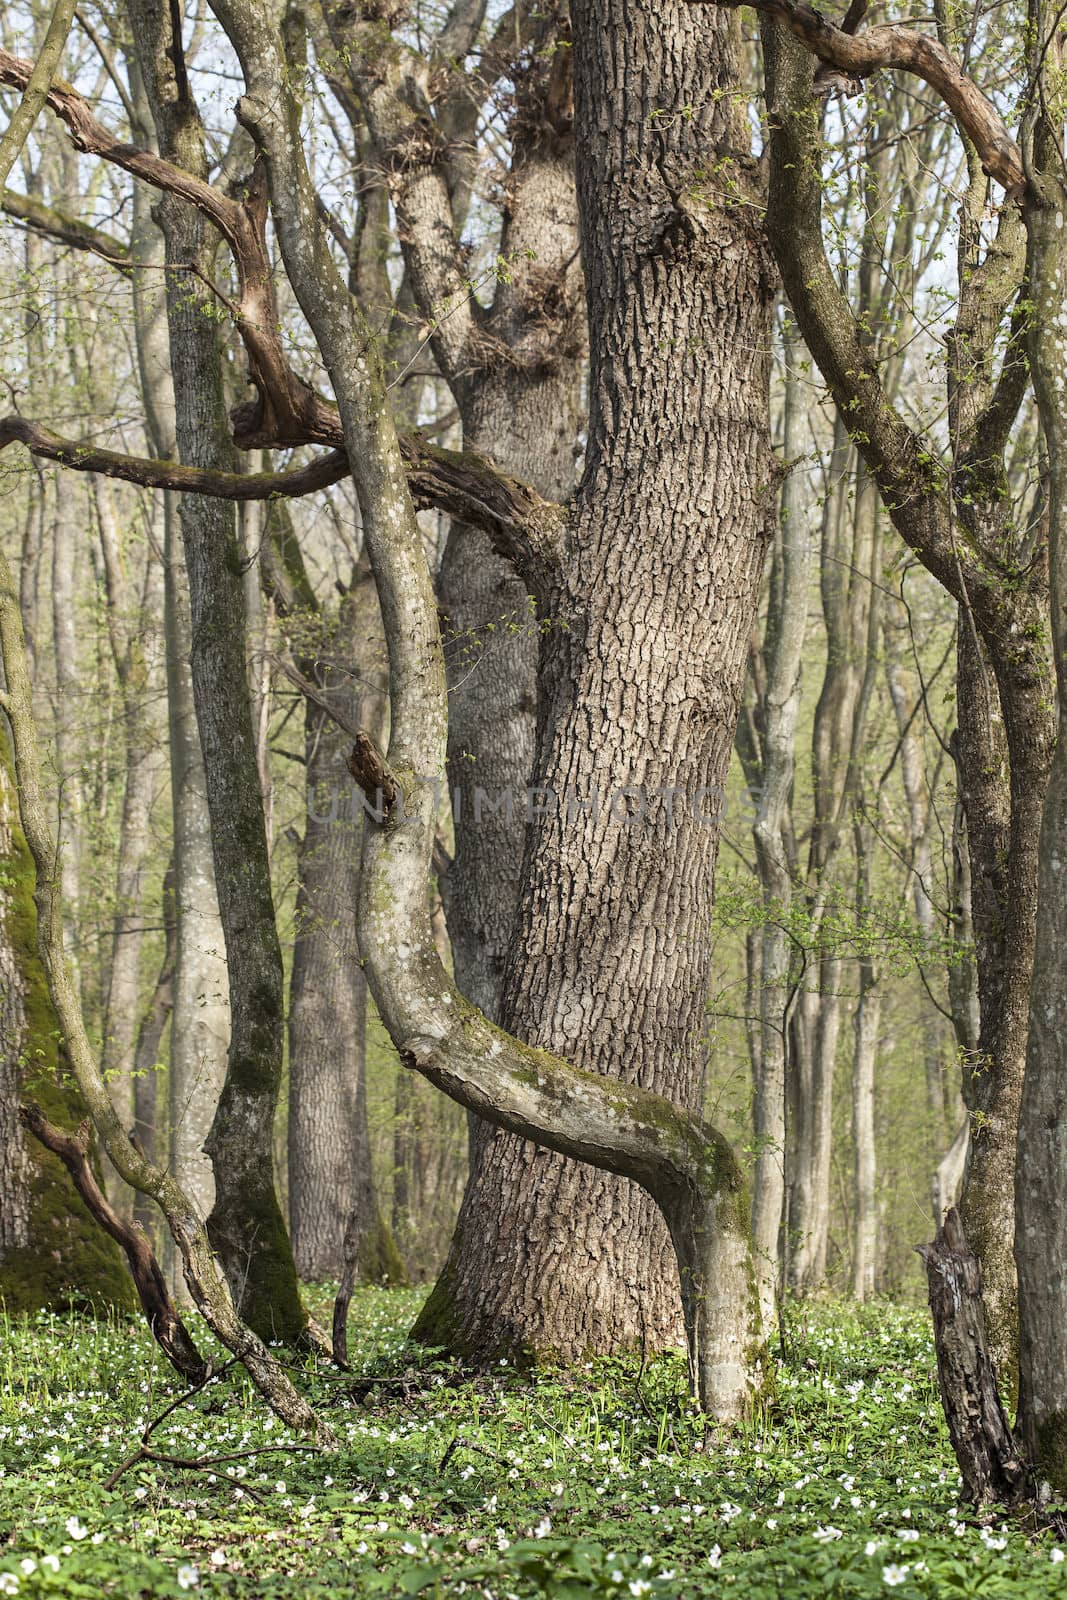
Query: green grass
0 1291 1063 1597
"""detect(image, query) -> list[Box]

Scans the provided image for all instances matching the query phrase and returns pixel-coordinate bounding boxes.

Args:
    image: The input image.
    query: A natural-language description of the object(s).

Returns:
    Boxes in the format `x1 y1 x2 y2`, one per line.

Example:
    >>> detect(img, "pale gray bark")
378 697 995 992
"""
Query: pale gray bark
94 477 166 1186
850 821 880 1301
745 317 816 1329
788 455 881 1293
50 451 83 989
126 139 229 1226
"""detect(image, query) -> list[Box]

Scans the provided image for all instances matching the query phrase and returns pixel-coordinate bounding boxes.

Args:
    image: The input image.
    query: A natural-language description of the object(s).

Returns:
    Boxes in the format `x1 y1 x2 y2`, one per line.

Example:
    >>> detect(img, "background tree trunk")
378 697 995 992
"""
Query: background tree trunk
281 538 399 1283
1015 78 1067 1493
739 316 816 1329
850 818 880 1301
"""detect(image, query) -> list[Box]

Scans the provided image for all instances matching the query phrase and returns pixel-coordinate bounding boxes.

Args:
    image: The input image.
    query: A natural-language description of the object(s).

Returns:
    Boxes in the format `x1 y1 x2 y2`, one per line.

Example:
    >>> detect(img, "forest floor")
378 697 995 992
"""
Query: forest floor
0 1289 1063 1598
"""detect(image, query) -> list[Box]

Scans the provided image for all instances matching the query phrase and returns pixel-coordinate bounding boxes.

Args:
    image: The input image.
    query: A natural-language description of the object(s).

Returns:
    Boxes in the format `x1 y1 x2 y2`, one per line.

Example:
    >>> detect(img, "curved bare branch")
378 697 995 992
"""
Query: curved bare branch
695 0 1026 195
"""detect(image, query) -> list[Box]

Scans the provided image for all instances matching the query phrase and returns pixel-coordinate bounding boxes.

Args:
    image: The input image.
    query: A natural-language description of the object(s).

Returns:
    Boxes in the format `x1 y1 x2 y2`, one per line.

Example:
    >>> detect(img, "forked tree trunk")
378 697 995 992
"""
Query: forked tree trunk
418 0 774 1363
406 25 588 1341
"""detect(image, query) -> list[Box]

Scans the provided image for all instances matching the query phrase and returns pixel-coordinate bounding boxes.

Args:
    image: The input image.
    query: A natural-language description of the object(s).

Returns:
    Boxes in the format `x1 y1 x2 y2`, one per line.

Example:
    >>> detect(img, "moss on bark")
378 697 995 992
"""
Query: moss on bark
0 730 135 1315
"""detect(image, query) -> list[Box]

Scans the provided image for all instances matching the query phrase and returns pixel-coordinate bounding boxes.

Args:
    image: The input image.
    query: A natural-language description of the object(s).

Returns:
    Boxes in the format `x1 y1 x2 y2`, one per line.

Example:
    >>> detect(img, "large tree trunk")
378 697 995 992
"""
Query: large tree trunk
0 725 133 1312
418 0 773 1363
413 32 587 1344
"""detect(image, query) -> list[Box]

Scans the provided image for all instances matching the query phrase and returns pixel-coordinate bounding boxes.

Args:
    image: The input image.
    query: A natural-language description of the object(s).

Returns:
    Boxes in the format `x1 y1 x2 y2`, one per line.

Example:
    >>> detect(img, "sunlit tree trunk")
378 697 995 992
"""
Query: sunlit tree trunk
737 316 815 1329
850 819 880 1301
125 114 229 1233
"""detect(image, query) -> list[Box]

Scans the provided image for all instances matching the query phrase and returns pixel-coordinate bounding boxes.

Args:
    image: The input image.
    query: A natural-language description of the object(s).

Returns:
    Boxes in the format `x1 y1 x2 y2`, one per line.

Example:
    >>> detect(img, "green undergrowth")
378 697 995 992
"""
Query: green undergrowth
0 1291 1064 1598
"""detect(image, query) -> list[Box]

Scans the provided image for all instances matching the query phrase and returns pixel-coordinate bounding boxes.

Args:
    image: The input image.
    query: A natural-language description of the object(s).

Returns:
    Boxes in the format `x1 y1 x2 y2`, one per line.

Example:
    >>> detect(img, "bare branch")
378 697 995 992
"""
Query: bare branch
272 652 366 742
400 433 566 598
19 1104 209 1385
0 414 565 595
0 415 350 498
0 1 79 193
1 185 132 270
696 0 1026 195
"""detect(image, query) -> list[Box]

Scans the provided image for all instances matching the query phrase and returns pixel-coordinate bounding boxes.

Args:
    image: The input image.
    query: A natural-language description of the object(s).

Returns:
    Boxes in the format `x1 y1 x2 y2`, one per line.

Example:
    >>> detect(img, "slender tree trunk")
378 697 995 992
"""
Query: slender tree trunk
850 821 880 1301
50 460 82 988
95 482 165 1192
131 858 176 1238
127 0 306 1341
885 604 948 1150
418 0 774 1362
789 440 881 1293
162 494 231 1227
123 96 231 1235
18 178 46 678
747 318 815 1329
953 613 1051 1379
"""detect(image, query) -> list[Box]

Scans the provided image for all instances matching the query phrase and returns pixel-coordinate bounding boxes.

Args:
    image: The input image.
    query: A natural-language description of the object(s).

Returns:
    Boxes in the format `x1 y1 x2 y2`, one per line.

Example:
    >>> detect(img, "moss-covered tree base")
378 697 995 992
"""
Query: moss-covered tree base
0 728 135 1317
